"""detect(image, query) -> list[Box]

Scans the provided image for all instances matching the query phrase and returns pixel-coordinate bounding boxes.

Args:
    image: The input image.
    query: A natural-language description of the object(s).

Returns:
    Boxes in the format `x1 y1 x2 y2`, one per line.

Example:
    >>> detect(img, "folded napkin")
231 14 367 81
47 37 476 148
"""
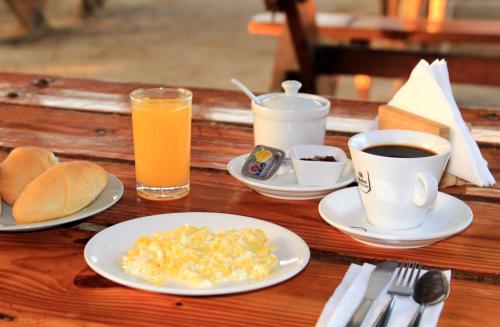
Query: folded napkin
316 263 451 327
387 59 495 187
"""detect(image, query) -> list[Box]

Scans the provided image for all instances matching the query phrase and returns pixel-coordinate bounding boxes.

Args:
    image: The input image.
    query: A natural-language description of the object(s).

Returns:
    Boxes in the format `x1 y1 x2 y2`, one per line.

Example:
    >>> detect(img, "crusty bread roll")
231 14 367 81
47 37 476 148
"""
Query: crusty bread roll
0 147 58 205
13 161 108 224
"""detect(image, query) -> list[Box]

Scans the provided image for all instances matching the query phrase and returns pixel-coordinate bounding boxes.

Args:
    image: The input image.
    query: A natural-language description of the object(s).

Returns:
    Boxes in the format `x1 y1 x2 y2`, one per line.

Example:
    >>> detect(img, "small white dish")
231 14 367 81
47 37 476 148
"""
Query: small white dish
0 174 124 232
290 145 347 186
318 187 473 248
227 154 355 200
84 212 310 296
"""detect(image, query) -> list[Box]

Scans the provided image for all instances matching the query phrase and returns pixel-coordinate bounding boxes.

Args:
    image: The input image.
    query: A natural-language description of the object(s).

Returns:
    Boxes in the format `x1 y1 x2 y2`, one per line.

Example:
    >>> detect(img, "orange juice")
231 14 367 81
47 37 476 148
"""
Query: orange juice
131 88 192 200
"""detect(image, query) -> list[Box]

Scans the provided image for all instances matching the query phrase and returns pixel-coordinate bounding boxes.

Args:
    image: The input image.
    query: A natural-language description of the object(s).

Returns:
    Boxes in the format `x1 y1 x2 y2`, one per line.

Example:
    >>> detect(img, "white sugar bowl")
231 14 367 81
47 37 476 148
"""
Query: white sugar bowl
252 80 330 151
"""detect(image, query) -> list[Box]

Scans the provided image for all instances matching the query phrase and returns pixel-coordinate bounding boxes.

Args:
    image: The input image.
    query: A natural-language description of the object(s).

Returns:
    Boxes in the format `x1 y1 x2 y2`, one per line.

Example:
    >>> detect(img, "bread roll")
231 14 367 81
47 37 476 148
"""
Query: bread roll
13 161 108 224
0 147 58 205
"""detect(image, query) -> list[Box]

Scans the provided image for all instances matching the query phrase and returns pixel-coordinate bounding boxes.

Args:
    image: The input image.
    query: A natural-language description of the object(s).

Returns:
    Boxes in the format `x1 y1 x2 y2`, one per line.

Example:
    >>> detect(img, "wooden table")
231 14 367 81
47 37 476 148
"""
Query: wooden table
0 72 498 326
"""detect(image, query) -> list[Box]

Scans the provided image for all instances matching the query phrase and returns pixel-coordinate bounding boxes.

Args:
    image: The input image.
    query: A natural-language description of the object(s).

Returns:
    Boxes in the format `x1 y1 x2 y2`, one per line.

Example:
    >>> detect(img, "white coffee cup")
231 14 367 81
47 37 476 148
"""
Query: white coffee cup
348 130 451 230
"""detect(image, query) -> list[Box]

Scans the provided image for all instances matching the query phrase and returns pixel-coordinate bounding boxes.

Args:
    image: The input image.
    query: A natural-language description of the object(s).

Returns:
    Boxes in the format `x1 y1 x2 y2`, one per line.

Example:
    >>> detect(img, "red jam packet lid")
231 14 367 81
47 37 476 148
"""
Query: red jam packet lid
241 145 286 180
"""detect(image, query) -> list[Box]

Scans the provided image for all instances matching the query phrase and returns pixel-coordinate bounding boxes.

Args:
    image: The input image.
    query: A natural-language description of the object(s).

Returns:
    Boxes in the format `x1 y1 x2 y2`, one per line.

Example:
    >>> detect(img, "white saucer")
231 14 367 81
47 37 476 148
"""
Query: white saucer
318 187 473 248
0 174 124 232
227 154 356 200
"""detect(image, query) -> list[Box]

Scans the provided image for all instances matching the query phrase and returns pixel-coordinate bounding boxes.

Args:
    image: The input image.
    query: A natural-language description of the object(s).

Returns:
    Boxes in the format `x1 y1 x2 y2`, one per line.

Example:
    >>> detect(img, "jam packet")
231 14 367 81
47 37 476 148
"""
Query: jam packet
241 145 286 180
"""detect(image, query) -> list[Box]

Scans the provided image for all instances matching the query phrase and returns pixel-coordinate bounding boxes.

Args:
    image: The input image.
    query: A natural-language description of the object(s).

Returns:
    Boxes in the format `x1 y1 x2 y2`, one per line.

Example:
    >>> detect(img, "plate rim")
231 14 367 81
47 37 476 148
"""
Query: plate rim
318 186 473 242
253 189 332 200
353 236 442 249
84 211 311 296
227 153 355 192
0 173 124 232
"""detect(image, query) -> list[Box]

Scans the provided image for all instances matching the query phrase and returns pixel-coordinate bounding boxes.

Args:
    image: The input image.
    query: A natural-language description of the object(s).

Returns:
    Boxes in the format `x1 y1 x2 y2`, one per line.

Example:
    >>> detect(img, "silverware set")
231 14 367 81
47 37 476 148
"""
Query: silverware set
347 260 450 327
375 260 422 327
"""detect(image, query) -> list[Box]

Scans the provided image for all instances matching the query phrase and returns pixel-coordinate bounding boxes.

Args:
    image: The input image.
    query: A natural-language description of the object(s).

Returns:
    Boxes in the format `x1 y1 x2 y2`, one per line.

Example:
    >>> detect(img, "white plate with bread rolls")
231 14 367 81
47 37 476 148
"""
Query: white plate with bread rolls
0 147 124 231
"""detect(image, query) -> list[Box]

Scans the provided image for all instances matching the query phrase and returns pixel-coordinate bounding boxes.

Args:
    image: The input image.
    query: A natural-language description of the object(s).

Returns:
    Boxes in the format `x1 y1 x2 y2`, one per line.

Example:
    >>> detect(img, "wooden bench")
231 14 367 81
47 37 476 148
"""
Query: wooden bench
249 12 500 44
251 0 500 93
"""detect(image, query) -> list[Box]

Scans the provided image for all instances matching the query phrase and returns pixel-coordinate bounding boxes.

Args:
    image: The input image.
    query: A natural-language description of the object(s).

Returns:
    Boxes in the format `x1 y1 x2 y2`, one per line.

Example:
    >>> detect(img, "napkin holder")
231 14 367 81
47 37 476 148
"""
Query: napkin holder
378 105 467 188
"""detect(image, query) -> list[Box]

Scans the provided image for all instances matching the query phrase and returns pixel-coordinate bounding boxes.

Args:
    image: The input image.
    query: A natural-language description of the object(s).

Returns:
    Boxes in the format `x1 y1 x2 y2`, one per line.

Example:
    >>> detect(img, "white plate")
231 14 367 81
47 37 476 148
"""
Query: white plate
318 187 473 248
84 212 310 296
227 154 355 200
0 174 123 232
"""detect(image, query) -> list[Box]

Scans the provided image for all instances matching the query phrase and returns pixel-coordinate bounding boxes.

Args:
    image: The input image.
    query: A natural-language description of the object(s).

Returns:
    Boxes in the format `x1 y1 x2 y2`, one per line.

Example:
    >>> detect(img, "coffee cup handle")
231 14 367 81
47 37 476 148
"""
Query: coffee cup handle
412 171 438 207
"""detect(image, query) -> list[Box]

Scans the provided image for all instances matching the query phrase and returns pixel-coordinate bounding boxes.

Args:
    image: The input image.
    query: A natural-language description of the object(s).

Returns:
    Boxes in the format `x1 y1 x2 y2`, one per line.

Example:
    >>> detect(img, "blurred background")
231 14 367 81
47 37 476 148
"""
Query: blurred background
0 0 499 107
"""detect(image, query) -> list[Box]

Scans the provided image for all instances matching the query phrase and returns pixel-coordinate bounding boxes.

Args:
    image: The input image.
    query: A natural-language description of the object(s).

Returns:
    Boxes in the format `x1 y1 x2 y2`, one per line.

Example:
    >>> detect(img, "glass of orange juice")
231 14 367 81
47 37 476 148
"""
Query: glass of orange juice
130 87 192 200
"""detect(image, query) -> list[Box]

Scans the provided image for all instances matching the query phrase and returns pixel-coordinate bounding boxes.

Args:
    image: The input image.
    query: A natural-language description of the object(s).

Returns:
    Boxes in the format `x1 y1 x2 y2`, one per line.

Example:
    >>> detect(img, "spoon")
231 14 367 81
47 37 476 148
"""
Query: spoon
230 78 263 105
409 270 450 327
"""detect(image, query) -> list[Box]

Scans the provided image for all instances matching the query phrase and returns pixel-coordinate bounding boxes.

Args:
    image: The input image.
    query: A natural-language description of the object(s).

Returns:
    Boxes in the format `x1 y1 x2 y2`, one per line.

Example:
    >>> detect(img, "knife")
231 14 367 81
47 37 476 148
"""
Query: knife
346 261 398 327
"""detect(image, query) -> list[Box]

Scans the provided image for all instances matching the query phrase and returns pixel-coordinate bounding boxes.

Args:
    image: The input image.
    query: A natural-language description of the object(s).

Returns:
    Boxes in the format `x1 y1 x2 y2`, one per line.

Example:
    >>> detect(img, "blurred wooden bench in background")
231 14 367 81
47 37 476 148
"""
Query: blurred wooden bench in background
249 12 500 44
251 0 500 94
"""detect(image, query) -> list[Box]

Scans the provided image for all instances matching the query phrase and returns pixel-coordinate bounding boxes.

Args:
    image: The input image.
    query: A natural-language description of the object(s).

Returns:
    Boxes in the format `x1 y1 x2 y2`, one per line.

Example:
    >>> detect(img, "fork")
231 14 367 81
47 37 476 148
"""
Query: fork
374 260 423 327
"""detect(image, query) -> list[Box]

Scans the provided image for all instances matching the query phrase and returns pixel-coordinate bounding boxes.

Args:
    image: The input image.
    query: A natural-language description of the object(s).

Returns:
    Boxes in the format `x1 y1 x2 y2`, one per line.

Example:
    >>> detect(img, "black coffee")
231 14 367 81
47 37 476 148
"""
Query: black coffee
363 144 436 158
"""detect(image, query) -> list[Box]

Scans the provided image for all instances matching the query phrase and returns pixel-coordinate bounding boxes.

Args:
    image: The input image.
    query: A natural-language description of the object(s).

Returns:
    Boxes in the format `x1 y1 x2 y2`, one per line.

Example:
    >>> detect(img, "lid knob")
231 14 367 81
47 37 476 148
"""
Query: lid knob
281 80 302 95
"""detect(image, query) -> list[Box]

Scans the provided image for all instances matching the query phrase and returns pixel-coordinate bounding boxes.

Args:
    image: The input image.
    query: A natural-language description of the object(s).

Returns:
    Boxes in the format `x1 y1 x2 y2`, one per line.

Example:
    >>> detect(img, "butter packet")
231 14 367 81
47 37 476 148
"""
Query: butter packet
241 145 286 180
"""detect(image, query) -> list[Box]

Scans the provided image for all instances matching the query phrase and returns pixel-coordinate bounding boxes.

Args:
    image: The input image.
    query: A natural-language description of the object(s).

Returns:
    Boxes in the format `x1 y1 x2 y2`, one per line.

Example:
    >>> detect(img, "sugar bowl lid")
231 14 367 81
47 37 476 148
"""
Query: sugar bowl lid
253 80 330 120
260 80 328 111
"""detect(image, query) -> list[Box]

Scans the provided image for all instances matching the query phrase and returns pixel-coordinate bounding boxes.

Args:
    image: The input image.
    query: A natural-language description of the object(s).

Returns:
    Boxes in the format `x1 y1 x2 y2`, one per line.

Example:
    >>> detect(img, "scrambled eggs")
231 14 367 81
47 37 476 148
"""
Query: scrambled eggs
122 225 278 288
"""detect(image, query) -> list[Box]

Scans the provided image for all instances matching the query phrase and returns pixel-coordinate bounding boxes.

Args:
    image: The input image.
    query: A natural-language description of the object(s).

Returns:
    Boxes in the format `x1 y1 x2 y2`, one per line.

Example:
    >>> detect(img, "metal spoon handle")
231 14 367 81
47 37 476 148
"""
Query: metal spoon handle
409 305 425 327
230 78 262 104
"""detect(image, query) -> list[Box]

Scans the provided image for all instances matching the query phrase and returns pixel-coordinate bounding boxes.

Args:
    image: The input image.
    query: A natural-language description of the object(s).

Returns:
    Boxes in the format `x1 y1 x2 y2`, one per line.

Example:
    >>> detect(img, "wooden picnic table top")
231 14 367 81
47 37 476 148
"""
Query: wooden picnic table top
0 72 498 326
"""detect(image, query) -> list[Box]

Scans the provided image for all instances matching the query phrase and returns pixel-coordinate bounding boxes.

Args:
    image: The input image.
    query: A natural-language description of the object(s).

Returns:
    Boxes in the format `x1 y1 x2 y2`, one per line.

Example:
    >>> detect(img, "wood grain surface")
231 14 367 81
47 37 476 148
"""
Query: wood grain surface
0 73 498 326
0 243 497 327
0 72 499 126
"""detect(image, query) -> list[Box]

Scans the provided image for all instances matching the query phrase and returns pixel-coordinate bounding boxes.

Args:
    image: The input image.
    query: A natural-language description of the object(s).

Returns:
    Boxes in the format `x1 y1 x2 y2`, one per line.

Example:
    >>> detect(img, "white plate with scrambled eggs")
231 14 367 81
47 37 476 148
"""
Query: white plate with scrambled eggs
84 212 310 296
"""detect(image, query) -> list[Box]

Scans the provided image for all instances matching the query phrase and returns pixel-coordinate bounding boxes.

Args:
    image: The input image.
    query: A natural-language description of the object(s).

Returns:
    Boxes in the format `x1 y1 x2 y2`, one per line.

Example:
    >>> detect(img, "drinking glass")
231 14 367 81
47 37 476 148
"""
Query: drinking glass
130 87 192 200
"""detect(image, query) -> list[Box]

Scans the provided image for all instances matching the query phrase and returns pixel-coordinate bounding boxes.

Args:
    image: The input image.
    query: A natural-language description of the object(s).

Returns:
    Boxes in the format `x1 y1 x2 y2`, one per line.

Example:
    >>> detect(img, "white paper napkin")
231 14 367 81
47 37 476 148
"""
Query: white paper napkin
387 59 495 187
316 263 451 327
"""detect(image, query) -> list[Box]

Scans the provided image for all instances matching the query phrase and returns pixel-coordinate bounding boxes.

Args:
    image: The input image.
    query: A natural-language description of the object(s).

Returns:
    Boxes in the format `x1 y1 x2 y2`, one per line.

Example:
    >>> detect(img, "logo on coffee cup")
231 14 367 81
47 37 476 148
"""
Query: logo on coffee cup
357 171 371 193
